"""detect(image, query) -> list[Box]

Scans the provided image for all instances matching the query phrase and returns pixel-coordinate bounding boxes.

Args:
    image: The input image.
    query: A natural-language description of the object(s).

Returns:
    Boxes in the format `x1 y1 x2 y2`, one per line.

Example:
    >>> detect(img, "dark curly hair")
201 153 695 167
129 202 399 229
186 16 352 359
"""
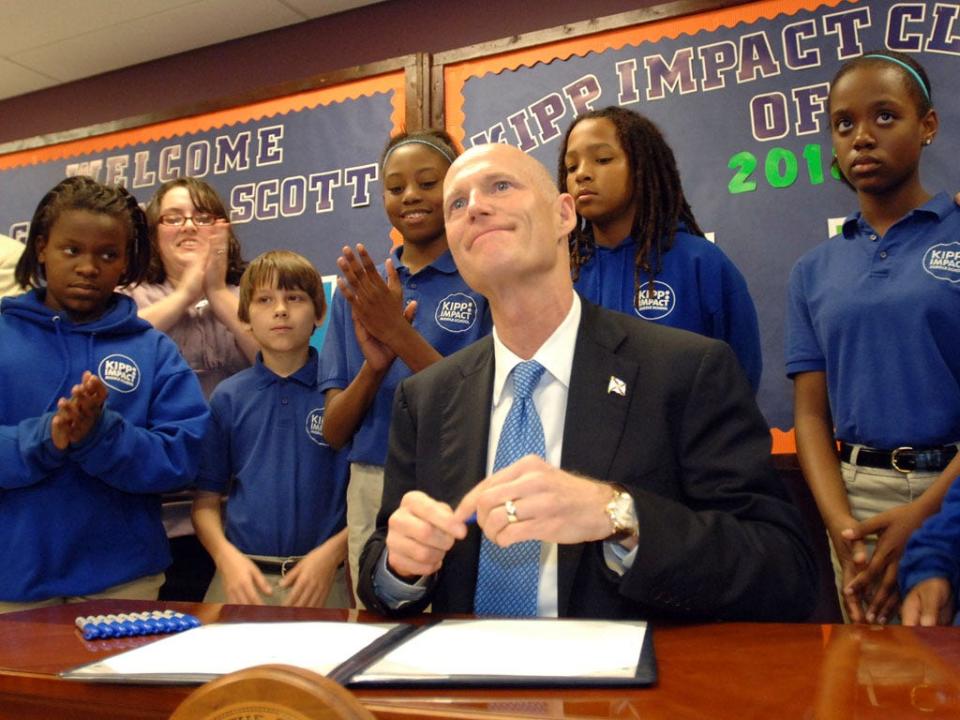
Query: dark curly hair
558 106 703 296
15 175 150 290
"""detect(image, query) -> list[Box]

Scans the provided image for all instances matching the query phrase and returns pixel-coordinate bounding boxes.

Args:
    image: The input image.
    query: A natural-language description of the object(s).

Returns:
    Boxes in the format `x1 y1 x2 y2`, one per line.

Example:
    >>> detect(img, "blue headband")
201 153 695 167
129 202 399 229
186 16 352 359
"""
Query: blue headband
381 138 457 171
863 54 931 102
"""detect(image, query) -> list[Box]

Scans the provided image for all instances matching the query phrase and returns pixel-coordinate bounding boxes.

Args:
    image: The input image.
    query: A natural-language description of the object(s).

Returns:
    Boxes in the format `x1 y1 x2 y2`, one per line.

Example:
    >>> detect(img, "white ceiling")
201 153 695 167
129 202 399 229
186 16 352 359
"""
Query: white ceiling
0 0 386 102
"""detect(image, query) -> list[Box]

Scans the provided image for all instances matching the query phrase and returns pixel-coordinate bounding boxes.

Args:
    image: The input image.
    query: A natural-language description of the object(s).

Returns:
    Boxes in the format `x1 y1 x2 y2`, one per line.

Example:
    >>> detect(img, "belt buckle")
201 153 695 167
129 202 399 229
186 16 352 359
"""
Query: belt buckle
891 446 914 473
280 557 298 578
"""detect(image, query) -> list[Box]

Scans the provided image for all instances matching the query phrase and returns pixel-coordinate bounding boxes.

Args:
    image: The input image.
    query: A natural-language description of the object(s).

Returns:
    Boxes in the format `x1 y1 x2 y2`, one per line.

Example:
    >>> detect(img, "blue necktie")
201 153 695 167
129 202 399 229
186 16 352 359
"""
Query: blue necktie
474 360 546 617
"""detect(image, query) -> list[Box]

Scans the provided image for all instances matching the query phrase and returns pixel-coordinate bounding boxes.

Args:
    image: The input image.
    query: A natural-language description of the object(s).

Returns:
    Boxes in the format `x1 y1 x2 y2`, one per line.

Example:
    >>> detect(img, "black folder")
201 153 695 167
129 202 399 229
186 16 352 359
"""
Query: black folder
63 617 657 688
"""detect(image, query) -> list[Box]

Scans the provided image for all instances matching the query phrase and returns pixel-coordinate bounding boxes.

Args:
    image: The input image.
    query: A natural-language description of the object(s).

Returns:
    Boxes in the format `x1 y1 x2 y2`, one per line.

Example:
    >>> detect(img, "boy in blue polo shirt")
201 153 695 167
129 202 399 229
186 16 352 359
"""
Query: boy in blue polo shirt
193 250 348 607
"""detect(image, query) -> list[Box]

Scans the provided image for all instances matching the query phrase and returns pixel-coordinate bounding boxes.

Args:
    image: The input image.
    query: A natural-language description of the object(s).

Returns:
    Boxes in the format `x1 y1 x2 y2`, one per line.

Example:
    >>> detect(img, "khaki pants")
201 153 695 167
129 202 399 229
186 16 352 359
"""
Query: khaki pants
204 562 349 608
0 573 166 614
346 463 385 609
828 460 938 623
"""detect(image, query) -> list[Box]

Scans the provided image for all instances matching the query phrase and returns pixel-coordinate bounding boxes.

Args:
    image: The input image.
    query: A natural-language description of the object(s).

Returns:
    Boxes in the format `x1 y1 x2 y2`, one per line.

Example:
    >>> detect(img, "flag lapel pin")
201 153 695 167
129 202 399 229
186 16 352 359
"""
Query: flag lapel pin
607 376 626 396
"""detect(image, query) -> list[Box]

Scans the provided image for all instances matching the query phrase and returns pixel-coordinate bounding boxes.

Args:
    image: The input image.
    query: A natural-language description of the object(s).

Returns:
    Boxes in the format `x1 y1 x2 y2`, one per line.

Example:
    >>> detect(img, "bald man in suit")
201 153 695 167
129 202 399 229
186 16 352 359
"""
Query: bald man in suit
357 143 816 621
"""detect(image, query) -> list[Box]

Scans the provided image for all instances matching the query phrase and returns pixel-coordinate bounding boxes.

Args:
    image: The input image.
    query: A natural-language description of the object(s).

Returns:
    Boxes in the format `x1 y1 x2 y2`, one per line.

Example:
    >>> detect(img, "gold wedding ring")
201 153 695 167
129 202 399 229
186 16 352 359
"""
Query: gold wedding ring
504 499 519 524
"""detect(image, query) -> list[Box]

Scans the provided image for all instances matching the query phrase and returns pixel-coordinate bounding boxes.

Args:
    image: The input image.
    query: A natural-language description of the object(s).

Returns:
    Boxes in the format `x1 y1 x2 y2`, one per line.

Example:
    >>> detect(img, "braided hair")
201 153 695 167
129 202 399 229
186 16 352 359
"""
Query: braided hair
15 175 150 290
558 107 703 296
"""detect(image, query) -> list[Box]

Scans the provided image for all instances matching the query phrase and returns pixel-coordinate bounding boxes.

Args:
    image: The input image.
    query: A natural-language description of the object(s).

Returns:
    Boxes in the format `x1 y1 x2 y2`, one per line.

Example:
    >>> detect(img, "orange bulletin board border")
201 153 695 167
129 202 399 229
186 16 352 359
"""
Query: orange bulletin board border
436 0 846 153
0 54 428 169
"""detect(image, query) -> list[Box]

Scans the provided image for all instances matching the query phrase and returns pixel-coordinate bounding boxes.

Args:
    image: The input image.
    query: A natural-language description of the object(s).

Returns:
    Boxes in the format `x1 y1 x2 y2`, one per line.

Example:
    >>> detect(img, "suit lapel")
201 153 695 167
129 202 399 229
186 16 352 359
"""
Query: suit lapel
439 339 493 498
436 339 494 612
557 300 641 615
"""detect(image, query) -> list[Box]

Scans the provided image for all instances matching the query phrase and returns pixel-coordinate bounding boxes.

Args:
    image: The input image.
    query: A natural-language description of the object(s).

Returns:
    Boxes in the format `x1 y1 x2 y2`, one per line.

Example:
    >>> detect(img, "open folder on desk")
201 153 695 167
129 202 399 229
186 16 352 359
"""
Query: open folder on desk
62 618 656 688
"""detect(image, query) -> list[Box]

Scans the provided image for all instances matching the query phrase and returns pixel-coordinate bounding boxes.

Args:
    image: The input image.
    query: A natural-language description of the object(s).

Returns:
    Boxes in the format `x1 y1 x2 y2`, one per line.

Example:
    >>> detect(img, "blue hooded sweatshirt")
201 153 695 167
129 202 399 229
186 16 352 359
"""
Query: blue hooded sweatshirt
0 289 209 602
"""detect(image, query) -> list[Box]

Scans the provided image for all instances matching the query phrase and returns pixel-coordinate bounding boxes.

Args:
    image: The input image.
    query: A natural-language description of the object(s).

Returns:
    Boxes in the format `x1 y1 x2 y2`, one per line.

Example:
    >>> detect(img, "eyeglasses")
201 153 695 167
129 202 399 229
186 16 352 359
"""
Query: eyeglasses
158 212 218 227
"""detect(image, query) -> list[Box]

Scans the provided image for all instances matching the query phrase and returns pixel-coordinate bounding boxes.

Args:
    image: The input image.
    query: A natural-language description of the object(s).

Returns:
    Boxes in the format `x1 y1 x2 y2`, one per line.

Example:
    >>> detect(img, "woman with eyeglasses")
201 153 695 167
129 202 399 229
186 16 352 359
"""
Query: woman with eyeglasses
126 178 257 603
129 177 257 398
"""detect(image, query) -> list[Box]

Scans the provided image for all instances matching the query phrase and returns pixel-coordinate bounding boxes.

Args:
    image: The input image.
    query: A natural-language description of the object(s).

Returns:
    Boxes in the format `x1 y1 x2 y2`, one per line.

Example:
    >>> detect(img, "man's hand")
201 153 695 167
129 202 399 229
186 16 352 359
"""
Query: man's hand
385 491 469 579
456 455 613 547
50 371 108 450
901 577 955 626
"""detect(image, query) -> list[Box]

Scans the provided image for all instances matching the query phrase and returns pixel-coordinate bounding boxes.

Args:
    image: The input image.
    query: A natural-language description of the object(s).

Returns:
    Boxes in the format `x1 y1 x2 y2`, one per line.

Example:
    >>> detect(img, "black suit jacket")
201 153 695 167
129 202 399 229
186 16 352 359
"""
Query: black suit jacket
358 299 817 621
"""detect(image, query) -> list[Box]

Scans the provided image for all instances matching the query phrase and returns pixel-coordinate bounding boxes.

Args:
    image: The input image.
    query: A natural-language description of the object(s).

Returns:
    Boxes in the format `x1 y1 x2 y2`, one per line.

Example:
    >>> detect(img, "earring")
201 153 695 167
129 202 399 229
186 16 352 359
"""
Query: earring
923 138 932 146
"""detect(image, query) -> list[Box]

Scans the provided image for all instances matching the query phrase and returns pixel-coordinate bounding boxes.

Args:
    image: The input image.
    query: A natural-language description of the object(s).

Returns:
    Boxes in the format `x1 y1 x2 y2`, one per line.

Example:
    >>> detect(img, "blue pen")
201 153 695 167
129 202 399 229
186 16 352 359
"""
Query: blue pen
141 613 160 634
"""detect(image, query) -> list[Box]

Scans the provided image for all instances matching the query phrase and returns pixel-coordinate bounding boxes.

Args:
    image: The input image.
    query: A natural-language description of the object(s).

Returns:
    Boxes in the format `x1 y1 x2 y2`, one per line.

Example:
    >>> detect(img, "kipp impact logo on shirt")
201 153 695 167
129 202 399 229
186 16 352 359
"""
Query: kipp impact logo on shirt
634 280 676 320
306 408 328 446
435 292 478 333
97 354 141 393
923 242 960 283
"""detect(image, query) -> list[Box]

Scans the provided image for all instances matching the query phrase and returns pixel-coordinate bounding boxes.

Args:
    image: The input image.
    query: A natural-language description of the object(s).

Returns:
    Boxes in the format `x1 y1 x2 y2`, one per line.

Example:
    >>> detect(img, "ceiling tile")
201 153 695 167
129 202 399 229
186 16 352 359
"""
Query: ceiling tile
0 1 386 101
12 0 306 82
0 1 199 55
0 57 58 99
280 0 386 19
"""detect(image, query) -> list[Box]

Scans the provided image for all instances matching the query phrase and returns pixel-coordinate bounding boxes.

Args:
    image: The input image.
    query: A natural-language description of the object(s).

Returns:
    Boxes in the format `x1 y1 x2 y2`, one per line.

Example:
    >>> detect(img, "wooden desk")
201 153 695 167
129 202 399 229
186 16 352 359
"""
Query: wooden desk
2 599 959 719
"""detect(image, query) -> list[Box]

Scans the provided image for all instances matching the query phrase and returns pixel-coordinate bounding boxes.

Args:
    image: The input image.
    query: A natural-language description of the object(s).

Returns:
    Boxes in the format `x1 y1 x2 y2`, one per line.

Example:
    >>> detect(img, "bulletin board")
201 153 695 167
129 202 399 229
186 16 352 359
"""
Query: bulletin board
0 54 429 279
434 0 960 450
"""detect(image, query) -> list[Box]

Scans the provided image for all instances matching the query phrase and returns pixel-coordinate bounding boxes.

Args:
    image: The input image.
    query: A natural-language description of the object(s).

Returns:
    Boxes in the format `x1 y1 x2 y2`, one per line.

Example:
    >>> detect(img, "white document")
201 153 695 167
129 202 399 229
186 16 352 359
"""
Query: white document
65 621 393 682
355 619 647 681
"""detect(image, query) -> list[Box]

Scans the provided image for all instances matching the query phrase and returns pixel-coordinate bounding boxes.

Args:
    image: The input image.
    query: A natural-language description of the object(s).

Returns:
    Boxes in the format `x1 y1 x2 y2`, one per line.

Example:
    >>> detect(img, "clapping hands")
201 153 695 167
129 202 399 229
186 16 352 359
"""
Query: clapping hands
51 371 108 450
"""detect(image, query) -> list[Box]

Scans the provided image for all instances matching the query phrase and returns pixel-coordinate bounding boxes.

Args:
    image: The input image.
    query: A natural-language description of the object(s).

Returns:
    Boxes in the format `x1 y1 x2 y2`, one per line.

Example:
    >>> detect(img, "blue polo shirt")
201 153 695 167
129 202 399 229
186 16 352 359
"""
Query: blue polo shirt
786 192 960 448
197 348 348 556
319 246 492 465
574 226 762 392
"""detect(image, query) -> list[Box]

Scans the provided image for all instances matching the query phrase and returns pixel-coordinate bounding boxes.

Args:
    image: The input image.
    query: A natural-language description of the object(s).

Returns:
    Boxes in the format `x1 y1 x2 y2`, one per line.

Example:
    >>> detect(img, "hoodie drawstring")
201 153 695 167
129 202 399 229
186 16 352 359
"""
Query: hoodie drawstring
46 315 71 411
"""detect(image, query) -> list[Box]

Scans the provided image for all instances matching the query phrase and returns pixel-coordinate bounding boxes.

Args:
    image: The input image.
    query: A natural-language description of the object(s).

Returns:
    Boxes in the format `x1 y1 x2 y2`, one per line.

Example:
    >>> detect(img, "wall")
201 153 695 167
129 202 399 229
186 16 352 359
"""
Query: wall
0 0 662 145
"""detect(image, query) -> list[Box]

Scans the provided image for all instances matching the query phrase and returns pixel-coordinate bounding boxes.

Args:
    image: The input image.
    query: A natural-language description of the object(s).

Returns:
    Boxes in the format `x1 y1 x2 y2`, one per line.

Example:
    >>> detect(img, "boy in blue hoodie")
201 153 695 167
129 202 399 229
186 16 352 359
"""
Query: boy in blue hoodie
0 176 209 613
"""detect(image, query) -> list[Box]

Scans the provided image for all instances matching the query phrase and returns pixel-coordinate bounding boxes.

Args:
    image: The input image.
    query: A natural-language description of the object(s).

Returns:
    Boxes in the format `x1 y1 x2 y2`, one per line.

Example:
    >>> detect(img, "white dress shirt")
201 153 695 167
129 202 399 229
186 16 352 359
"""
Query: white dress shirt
485 292 581 616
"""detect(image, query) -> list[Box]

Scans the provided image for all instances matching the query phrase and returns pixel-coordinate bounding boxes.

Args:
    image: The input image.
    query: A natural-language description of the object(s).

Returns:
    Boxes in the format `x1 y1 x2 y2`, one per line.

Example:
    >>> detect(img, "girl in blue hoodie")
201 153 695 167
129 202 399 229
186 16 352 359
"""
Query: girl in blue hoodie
558 107 762 393
0 176 210 612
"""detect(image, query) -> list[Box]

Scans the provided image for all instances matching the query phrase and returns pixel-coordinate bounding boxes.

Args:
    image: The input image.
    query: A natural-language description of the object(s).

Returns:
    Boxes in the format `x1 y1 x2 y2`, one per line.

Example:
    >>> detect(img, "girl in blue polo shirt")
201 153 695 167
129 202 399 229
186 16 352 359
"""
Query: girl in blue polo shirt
319 129 492 605
0 176 208 612
558 106 761 392
787 51 960 624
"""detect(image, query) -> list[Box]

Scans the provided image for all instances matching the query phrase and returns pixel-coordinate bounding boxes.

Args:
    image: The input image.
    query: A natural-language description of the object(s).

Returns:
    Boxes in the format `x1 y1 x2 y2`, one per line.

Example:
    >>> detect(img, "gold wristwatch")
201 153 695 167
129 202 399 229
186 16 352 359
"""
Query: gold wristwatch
606 485 639 540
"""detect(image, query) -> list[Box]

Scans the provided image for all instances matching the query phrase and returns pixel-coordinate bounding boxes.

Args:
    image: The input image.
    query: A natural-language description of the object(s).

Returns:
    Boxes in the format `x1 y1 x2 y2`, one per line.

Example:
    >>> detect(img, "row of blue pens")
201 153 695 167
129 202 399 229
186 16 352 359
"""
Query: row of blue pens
74 610 200 640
